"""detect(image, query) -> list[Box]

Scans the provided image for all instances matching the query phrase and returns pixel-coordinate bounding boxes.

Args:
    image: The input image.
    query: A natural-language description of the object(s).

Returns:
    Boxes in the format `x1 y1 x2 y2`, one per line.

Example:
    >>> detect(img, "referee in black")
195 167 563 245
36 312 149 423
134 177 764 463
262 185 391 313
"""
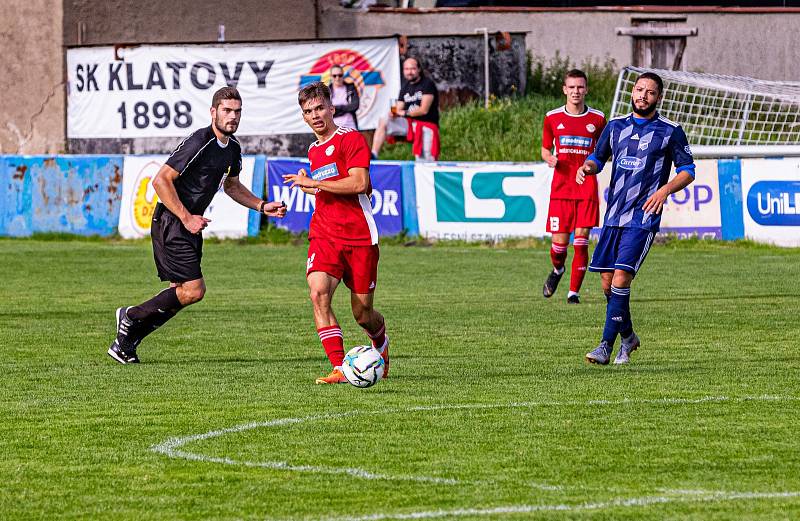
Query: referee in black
108 86 287 364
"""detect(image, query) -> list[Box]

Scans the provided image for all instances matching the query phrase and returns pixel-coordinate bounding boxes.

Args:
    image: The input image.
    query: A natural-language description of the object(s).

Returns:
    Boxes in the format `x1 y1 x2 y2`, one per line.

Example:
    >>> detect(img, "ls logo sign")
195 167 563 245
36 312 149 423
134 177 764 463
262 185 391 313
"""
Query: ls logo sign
434 171 536 222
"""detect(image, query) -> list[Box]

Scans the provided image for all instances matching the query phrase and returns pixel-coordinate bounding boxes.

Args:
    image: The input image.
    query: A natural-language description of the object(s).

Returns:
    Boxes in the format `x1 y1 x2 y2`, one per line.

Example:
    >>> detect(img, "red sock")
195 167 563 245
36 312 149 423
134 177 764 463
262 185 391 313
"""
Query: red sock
570 236 589 293
317 325 344 367
550 241 568 271
364 321 386 350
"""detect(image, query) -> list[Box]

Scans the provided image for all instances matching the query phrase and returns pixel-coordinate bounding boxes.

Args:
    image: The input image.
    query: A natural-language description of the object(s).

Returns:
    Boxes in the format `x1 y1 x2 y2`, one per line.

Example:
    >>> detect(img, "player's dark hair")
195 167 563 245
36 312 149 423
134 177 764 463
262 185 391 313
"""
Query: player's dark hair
636 72 664 94
212 86 241 109
564 69 587 84
298 82 332 107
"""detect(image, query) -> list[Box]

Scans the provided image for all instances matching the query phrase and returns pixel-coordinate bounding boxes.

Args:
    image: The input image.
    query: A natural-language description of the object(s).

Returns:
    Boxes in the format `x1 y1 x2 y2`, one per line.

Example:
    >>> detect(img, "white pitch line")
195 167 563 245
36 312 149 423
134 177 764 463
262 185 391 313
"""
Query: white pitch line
151 412 461 485
319 491 800 521
150 394 799 489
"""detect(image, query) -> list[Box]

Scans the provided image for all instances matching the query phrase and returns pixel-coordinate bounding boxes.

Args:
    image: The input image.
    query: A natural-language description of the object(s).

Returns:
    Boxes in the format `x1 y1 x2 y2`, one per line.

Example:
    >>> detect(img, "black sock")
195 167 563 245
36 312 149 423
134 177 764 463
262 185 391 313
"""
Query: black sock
128 287 183 321
138 308 178 339
128 287 183 338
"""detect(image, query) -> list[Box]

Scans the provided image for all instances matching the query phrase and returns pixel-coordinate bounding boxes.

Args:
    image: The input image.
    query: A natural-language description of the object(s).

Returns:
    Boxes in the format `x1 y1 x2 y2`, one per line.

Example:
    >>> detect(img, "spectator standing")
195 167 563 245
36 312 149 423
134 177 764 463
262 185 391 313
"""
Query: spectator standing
329 65 360 129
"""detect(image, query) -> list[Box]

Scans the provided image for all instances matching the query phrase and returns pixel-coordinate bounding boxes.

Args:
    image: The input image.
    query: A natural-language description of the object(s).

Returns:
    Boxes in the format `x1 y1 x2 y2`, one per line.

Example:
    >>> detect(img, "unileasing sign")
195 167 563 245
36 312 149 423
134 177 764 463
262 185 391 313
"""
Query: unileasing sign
746 181 800 226
740 158 800 247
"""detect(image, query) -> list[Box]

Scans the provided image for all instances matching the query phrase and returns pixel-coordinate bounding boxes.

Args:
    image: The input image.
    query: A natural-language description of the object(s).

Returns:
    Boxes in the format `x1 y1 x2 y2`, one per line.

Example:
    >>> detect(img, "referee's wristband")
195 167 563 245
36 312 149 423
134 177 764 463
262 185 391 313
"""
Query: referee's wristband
258 200 266 213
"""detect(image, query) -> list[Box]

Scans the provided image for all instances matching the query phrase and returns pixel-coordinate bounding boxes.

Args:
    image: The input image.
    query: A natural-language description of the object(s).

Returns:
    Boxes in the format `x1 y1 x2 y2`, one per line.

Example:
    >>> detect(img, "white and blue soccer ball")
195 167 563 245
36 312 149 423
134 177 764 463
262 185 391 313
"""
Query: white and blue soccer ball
341 345 385 388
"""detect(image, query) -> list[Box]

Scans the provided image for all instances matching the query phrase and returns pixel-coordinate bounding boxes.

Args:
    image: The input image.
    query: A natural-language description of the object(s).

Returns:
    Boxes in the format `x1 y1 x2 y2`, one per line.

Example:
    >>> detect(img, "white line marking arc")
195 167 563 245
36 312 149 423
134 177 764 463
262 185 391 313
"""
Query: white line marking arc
321 491 800 521
150 394 800 519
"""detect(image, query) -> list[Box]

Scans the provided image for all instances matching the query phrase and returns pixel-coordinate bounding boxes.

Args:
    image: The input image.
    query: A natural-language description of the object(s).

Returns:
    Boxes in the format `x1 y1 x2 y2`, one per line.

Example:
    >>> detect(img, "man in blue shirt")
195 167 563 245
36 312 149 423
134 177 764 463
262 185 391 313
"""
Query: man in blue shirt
576 72 695 365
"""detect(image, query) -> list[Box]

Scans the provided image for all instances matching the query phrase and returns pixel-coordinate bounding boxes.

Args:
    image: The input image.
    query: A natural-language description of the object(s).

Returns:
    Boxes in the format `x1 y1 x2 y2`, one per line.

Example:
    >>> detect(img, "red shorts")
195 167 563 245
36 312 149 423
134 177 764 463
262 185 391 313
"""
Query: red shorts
546 199 599 234
306 238 380 293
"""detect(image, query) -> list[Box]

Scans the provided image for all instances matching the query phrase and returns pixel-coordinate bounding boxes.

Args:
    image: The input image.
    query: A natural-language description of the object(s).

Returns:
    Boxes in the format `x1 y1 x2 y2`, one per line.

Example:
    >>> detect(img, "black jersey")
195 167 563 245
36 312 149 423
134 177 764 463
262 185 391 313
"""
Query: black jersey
163 125 242 215
399 75 439 126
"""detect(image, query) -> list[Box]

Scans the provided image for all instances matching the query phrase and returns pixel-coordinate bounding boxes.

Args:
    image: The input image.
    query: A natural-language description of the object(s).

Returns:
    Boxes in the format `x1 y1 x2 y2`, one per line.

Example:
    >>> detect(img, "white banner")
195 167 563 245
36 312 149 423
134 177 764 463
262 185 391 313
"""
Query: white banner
119 155 256 239
597 159 721 238
67 39 400 138
741 158 800 247
414 163 553 241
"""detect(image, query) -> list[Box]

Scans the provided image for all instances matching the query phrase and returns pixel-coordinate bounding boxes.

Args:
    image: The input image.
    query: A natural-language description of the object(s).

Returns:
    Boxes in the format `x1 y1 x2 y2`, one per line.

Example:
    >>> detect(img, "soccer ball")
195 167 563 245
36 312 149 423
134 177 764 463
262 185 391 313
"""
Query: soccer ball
341 345 385 388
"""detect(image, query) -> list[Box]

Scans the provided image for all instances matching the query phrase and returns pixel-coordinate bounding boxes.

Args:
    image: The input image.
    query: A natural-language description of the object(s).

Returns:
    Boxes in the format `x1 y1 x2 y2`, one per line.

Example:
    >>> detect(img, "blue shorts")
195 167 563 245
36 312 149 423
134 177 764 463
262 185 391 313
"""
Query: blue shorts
589 226 655 275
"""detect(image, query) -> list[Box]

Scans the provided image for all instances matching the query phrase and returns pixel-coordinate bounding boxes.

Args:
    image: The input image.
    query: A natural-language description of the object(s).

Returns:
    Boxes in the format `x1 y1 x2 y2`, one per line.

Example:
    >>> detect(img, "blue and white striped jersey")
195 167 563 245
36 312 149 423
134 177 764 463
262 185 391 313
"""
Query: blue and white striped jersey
588 112 695 232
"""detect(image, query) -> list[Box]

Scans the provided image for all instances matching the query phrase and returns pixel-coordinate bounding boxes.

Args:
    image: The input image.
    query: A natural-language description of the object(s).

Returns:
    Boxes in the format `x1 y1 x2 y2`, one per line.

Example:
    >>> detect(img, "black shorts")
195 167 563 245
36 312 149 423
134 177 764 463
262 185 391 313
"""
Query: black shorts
151 205 203 283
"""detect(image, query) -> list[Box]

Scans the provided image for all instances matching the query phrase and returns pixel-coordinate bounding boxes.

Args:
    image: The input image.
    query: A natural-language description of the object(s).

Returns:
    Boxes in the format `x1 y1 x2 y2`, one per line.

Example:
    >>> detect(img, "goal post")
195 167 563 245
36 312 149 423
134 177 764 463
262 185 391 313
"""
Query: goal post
611 67 800 157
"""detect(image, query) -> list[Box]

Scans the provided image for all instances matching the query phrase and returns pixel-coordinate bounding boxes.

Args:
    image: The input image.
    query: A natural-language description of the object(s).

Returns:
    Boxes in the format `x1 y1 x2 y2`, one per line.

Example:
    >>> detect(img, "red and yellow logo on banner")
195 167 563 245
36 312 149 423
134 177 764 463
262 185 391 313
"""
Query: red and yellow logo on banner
299 49 386 119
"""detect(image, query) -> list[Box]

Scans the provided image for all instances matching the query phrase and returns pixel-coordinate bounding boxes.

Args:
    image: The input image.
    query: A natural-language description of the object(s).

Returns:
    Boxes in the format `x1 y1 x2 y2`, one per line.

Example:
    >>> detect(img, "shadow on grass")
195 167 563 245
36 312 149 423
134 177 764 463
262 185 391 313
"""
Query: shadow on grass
143 355 323 365
634 293 796 303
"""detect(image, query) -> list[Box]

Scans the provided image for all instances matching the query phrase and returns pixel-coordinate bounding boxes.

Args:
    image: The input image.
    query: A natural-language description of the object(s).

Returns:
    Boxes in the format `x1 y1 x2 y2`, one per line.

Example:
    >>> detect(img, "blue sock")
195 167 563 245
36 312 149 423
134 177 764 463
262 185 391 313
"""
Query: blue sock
602 286 631 345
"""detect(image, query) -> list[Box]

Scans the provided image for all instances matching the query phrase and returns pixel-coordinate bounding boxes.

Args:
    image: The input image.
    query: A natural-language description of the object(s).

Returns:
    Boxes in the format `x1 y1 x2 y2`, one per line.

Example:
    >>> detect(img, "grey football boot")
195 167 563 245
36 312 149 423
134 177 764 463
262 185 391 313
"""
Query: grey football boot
585 340 613 365
614 333 640 365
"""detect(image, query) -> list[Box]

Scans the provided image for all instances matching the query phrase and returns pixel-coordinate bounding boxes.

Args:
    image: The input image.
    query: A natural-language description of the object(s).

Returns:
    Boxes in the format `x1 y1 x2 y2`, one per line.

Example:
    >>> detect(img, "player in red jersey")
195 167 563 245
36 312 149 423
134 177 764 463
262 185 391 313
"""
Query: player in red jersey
540 69 606 304
282 82 389 384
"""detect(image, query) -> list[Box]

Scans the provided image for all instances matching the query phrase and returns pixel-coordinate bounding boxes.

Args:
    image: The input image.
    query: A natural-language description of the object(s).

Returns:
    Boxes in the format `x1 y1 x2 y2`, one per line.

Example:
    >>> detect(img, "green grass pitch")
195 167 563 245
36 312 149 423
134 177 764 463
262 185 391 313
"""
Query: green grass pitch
1 239 799 520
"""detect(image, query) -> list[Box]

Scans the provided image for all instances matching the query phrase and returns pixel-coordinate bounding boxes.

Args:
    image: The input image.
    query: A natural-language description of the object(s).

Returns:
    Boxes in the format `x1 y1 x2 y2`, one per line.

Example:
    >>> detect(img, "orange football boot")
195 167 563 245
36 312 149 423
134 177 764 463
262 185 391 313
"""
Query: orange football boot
315 368 347 384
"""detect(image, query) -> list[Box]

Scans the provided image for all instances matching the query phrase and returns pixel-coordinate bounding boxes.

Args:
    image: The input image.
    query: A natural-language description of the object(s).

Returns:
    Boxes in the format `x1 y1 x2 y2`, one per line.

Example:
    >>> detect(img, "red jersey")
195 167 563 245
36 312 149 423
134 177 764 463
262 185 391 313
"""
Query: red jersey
542 105 606 201
307 126 377 246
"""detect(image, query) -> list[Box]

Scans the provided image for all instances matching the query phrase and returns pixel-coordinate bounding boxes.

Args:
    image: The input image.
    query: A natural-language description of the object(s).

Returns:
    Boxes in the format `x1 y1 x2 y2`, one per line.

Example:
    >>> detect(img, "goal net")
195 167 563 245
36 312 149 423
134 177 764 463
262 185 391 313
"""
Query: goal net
611 67 800 156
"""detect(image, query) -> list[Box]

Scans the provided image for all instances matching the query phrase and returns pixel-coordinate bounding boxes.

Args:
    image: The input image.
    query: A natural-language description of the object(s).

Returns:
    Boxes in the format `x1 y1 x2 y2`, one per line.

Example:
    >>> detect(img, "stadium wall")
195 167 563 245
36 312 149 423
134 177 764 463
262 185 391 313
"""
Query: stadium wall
1 0 65 155
2 155 798 247
8 2 800 156
322 7 800 82
59 1 800 82
0 156 123 237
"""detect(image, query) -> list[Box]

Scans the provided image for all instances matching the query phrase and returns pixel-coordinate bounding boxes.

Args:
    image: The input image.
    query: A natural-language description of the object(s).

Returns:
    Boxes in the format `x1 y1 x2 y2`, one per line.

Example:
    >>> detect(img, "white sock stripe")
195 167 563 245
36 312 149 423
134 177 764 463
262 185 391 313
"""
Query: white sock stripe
551 244 568 252
611 287 631 296
573 239 590 246
318 330 343 340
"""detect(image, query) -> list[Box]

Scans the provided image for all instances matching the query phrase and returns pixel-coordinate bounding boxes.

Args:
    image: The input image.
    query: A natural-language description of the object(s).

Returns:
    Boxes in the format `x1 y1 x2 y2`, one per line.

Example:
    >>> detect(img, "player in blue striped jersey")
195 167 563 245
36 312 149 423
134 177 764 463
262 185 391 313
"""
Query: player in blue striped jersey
575 72 696 365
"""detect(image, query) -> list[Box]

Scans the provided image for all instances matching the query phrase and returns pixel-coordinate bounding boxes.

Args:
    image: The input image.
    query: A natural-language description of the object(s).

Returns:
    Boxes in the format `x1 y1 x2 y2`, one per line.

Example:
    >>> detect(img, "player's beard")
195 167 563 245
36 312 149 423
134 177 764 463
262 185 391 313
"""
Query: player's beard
631 98 658 117
214 115 238 136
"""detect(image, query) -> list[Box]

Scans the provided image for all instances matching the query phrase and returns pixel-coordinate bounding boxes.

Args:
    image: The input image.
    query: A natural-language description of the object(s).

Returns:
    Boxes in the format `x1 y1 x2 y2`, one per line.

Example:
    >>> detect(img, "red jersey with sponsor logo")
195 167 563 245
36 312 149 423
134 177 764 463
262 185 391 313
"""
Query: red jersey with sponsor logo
542 105 606 201
307 126 377 246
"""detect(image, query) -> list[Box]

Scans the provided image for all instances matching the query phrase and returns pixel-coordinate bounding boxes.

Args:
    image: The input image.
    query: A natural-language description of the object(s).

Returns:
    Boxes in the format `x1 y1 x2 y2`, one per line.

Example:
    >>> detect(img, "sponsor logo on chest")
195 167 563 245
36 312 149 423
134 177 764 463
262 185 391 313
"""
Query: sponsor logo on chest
559 135 592 148
311 162 340 181
616 156 645 170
